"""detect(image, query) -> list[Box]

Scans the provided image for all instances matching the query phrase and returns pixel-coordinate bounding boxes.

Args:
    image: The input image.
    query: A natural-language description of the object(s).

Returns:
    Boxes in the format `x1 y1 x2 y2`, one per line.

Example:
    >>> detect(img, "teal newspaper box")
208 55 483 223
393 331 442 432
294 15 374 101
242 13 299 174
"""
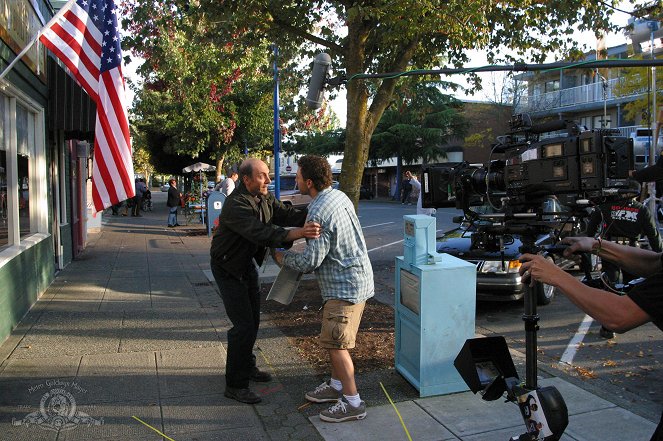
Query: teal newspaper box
395 215 476 397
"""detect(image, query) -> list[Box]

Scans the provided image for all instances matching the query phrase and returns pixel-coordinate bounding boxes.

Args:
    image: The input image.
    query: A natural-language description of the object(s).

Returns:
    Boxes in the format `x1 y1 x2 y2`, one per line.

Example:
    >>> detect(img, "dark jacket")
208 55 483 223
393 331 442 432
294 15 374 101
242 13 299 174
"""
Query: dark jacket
210 182 308 276
586 199 663 252
167 186 180 207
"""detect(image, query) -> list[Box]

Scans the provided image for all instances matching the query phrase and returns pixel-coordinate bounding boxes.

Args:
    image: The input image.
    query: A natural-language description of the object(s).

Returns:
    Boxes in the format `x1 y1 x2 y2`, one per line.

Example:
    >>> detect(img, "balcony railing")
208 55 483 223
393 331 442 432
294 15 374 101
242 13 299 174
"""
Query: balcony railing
515 78 647 114
538 125 646 140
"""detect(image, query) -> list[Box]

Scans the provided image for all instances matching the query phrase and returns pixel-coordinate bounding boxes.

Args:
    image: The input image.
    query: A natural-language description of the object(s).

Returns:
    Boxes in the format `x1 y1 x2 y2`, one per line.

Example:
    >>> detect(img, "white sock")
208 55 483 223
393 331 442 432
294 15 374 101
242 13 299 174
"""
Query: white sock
344 393 361 408
329 378 343 391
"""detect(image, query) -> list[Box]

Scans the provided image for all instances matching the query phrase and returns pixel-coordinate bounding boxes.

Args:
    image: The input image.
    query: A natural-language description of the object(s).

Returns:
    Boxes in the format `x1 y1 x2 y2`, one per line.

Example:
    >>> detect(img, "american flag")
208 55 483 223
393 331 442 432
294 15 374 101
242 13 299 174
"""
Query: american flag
39 0 135 211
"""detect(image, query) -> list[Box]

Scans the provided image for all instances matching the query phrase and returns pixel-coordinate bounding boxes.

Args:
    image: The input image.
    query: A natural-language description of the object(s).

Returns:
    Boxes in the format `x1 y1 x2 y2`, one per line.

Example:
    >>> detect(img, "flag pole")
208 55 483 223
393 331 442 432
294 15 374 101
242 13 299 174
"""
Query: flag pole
0 0 76 82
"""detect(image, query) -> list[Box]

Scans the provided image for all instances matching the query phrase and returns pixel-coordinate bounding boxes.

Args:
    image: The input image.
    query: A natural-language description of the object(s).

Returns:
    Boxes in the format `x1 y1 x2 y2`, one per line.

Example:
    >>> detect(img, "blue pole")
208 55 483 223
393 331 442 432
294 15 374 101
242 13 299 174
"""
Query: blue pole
273 44 281 199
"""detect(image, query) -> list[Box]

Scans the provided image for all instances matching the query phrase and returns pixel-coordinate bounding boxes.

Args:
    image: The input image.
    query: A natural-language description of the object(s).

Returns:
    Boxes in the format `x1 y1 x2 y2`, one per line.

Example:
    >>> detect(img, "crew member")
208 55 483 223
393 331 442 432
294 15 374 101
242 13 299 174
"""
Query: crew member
520 237 663 441
585 197 662 338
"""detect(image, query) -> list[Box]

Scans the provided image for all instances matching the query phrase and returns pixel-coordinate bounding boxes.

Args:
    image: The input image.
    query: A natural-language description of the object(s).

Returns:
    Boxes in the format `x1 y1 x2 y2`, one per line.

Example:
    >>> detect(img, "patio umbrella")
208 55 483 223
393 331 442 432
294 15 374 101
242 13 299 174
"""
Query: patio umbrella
182 162 216 173
182 162 216 201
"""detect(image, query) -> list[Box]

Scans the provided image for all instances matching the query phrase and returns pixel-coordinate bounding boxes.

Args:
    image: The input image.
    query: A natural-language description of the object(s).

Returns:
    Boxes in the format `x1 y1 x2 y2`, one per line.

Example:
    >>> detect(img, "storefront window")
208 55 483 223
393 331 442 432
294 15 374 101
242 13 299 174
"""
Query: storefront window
0 94 7 249
0 89 42 252
16 104 31 237
0 152 7 249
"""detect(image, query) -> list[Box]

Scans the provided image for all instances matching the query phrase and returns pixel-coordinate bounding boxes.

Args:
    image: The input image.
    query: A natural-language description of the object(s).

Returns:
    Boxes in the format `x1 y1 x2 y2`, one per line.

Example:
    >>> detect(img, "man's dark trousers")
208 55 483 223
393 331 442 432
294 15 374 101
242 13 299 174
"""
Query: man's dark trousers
211 264 260 389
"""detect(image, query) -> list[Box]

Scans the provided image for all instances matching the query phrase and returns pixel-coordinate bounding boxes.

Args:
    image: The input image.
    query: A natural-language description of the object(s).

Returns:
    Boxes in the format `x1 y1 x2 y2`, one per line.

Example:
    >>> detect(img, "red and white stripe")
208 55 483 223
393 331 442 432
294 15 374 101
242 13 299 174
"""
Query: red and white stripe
39 0 135 211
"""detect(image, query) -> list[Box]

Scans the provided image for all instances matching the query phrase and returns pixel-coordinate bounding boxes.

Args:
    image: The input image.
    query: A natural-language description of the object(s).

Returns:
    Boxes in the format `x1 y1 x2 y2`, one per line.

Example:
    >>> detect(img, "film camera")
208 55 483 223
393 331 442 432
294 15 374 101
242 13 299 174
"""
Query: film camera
421 114 636 221
423 115 637 440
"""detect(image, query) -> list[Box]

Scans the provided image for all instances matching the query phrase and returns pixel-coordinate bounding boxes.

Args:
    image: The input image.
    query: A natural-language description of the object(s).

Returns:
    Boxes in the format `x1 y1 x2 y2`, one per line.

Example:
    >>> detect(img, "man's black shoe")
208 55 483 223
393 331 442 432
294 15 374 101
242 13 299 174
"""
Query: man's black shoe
250 367 272 382
224 387 262 404
600 326 615 339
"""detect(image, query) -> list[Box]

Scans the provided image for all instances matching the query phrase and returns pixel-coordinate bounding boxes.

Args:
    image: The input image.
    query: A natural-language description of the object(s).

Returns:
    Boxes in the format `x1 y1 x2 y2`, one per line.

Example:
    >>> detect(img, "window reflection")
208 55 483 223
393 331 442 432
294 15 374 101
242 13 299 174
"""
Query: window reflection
0 152 7 248
18 155 30 237
0 93 6 248
16 104 31 238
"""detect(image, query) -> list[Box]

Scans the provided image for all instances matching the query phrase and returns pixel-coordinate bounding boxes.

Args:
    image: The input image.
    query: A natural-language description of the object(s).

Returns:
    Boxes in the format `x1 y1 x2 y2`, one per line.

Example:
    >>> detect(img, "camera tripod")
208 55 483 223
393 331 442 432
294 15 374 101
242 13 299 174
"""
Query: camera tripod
507 237 574 441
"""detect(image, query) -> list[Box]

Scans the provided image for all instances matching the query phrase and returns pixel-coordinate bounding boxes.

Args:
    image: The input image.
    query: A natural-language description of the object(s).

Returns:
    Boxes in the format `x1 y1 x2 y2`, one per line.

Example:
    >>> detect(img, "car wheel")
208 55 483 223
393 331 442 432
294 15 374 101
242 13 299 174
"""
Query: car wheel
536 256 556 305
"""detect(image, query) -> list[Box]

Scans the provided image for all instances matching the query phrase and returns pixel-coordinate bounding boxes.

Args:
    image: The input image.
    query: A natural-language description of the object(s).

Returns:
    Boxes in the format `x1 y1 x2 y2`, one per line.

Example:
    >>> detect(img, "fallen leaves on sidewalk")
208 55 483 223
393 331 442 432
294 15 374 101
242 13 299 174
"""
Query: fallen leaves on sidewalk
262 279 395 374
574 366 598 379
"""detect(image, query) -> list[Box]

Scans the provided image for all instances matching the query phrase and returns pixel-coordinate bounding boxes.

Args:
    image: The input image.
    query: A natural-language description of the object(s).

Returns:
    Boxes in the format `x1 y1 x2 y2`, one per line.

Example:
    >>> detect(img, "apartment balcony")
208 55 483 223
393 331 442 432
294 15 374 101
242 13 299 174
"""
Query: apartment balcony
515 78 648 116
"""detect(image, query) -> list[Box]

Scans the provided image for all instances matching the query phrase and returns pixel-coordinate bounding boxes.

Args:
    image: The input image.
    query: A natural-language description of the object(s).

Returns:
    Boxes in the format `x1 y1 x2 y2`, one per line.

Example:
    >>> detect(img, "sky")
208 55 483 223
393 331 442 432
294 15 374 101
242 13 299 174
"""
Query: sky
120 2 639 127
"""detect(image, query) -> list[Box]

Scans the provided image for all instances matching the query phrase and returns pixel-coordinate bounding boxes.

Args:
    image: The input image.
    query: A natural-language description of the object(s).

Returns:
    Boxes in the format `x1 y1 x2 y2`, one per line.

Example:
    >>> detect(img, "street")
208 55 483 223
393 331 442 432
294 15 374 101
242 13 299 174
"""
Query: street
355 199 663 423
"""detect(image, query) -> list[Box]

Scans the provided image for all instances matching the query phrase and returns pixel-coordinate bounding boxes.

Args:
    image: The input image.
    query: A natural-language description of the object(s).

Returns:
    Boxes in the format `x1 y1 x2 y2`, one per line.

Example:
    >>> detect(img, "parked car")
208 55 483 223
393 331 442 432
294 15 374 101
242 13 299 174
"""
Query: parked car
160 183 170 192
269 175 312 208
630 128 653 170
436 208 577 305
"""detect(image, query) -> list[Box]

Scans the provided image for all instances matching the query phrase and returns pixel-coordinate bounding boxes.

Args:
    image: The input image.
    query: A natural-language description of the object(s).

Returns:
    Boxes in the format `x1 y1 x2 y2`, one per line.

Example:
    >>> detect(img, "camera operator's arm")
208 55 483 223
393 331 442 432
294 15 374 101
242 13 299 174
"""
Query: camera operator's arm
561 237 662 278
519 254 651 332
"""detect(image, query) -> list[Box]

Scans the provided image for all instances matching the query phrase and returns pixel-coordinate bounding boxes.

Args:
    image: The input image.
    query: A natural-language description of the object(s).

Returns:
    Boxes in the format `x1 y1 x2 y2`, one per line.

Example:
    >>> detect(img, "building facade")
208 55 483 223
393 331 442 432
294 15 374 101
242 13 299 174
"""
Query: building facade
514 18 662 142
0 0 95 343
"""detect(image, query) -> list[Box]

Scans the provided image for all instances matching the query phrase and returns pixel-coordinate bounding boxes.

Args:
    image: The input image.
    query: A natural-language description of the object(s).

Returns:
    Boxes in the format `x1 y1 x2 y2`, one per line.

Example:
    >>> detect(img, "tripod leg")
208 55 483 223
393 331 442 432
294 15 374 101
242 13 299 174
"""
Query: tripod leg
523 282 539 390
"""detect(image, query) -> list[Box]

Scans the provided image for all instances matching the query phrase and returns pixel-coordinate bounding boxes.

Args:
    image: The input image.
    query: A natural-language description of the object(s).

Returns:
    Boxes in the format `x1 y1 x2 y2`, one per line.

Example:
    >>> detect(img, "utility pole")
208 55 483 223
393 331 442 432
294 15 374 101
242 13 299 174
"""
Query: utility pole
272 44 281 199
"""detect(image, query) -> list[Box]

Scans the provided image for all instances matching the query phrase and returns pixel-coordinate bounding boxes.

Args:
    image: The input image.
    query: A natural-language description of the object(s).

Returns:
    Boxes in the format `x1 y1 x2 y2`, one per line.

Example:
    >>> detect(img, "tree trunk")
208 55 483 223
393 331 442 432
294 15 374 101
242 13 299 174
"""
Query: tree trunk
338 18 419 210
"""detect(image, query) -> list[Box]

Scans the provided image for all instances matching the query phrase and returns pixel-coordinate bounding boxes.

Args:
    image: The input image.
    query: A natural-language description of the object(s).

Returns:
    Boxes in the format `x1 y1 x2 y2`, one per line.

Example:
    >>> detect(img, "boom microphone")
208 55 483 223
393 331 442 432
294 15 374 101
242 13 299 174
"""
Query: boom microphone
306 53 331 109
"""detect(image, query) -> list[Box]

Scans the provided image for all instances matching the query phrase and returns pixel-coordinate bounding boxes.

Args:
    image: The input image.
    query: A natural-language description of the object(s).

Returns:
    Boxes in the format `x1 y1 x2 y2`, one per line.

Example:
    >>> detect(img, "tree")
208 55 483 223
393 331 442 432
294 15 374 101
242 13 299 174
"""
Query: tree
193 0 647 207
368 83 468 164
613 54 663 126
121 1 305 180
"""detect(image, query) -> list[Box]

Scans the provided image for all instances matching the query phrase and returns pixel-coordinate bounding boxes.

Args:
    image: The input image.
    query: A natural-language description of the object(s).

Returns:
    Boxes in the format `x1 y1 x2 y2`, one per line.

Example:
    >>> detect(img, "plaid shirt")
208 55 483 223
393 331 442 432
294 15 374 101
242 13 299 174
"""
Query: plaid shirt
282 187 374 304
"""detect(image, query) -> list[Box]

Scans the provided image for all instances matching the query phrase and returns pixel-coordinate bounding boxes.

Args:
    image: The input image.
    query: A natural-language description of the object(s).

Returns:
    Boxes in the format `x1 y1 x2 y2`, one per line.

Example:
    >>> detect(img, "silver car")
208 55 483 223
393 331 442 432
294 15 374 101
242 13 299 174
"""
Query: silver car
269 175 312 208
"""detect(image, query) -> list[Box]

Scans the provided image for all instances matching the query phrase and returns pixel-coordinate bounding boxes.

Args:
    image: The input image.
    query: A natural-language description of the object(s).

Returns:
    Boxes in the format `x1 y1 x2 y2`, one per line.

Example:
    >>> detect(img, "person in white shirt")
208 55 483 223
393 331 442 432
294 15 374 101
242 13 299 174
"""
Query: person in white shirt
215 171 238 196
409 173 436 216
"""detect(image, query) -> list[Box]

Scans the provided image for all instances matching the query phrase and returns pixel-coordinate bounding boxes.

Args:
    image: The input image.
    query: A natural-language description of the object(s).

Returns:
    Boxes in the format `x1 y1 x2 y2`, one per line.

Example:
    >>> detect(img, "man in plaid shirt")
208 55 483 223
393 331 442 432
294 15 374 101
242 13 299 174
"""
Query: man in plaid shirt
274 155 374 423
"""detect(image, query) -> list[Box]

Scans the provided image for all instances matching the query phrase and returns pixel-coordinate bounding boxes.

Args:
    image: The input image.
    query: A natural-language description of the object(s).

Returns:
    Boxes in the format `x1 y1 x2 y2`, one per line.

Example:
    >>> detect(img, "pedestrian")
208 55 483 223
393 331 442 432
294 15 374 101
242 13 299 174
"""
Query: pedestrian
409 172 421 205
132 178 147 217
166 179 181 227
401 171 413 204
519 237 663 441
273 155 374 423
210 158 321 404
216 171 238 196
586 197 662 338
121 198 132 216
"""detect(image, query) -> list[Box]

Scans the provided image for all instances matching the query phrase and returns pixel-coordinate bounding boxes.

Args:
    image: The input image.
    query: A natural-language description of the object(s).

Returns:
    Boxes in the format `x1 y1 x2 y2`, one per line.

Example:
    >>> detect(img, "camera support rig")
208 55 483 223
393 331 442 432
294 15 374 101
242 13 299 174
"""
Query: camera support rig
455 209 575 440
424 112 644 440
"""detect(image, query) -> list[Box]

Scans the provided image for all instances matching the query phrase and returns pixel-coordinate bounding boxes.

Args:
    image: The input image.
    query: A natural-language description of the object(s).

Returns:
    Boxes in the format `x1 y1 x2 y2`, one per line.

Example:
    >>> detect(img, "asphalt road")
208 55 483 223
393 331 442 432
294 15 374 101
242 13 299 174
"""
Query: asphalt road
357 199 663 423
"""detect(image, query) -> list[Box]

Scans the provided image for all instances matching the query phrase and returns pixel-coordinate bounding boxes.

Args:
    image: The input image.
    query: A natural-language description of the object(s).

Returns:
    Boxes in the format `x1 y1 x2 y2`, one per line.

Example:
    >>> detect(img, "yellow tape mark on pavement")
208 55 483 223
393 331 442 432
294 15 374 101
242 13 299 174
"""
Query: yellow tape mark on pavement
132 415 177 441
258 348 275 372
379 382 413 441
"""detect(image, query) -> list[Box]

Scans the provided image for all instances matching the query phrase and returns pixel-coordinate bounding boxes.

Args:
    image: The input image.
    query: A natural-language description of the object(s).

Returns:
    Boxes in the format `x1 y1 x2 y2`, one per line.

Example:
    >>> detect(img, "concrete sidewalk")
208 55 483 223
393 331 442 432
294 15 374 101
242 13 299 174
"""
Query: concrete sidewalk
0 194 658 441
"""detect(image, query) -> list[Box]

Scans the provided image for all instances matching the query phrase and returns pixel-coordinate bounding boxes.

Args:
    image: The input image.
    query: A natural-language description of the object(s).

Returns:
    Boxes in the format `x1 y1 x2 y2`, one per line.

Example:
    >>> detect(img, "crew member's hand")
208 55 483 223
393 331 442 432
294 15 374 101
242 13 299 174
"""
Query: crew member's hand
519 253 563 287
560 236 596 257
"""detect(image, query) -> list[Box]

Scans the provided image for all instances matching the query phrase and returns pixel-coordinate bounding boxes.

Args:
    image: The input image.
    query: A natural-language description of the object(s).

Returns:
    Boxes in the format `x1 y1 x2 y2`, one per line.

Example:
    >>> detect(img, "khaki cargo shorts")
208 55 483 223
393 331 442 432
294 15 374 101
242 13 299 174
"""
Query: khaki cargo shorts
319 299 366 349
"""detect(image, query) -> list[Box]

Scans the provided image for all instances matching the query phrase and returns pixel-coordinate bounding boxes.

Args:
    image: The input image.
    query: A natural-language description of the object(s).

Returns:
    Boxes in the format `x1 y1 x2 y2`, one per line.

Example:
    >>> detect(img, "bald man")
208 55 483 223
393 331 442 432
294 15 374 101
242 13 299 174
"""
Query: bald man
210 158 321 404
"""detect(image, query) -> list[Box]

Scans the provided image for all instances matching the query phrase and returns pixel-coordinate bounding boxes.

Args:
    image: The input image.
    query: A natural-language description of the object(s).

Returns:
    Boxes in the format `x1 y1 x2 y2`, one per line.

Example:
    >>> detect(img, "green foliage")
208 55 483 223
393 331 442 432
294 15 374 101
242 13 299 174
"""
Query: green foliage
121 0 305 170
613 54 663 125
284 129 345 156
121 0 645 204
368 84 469 164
